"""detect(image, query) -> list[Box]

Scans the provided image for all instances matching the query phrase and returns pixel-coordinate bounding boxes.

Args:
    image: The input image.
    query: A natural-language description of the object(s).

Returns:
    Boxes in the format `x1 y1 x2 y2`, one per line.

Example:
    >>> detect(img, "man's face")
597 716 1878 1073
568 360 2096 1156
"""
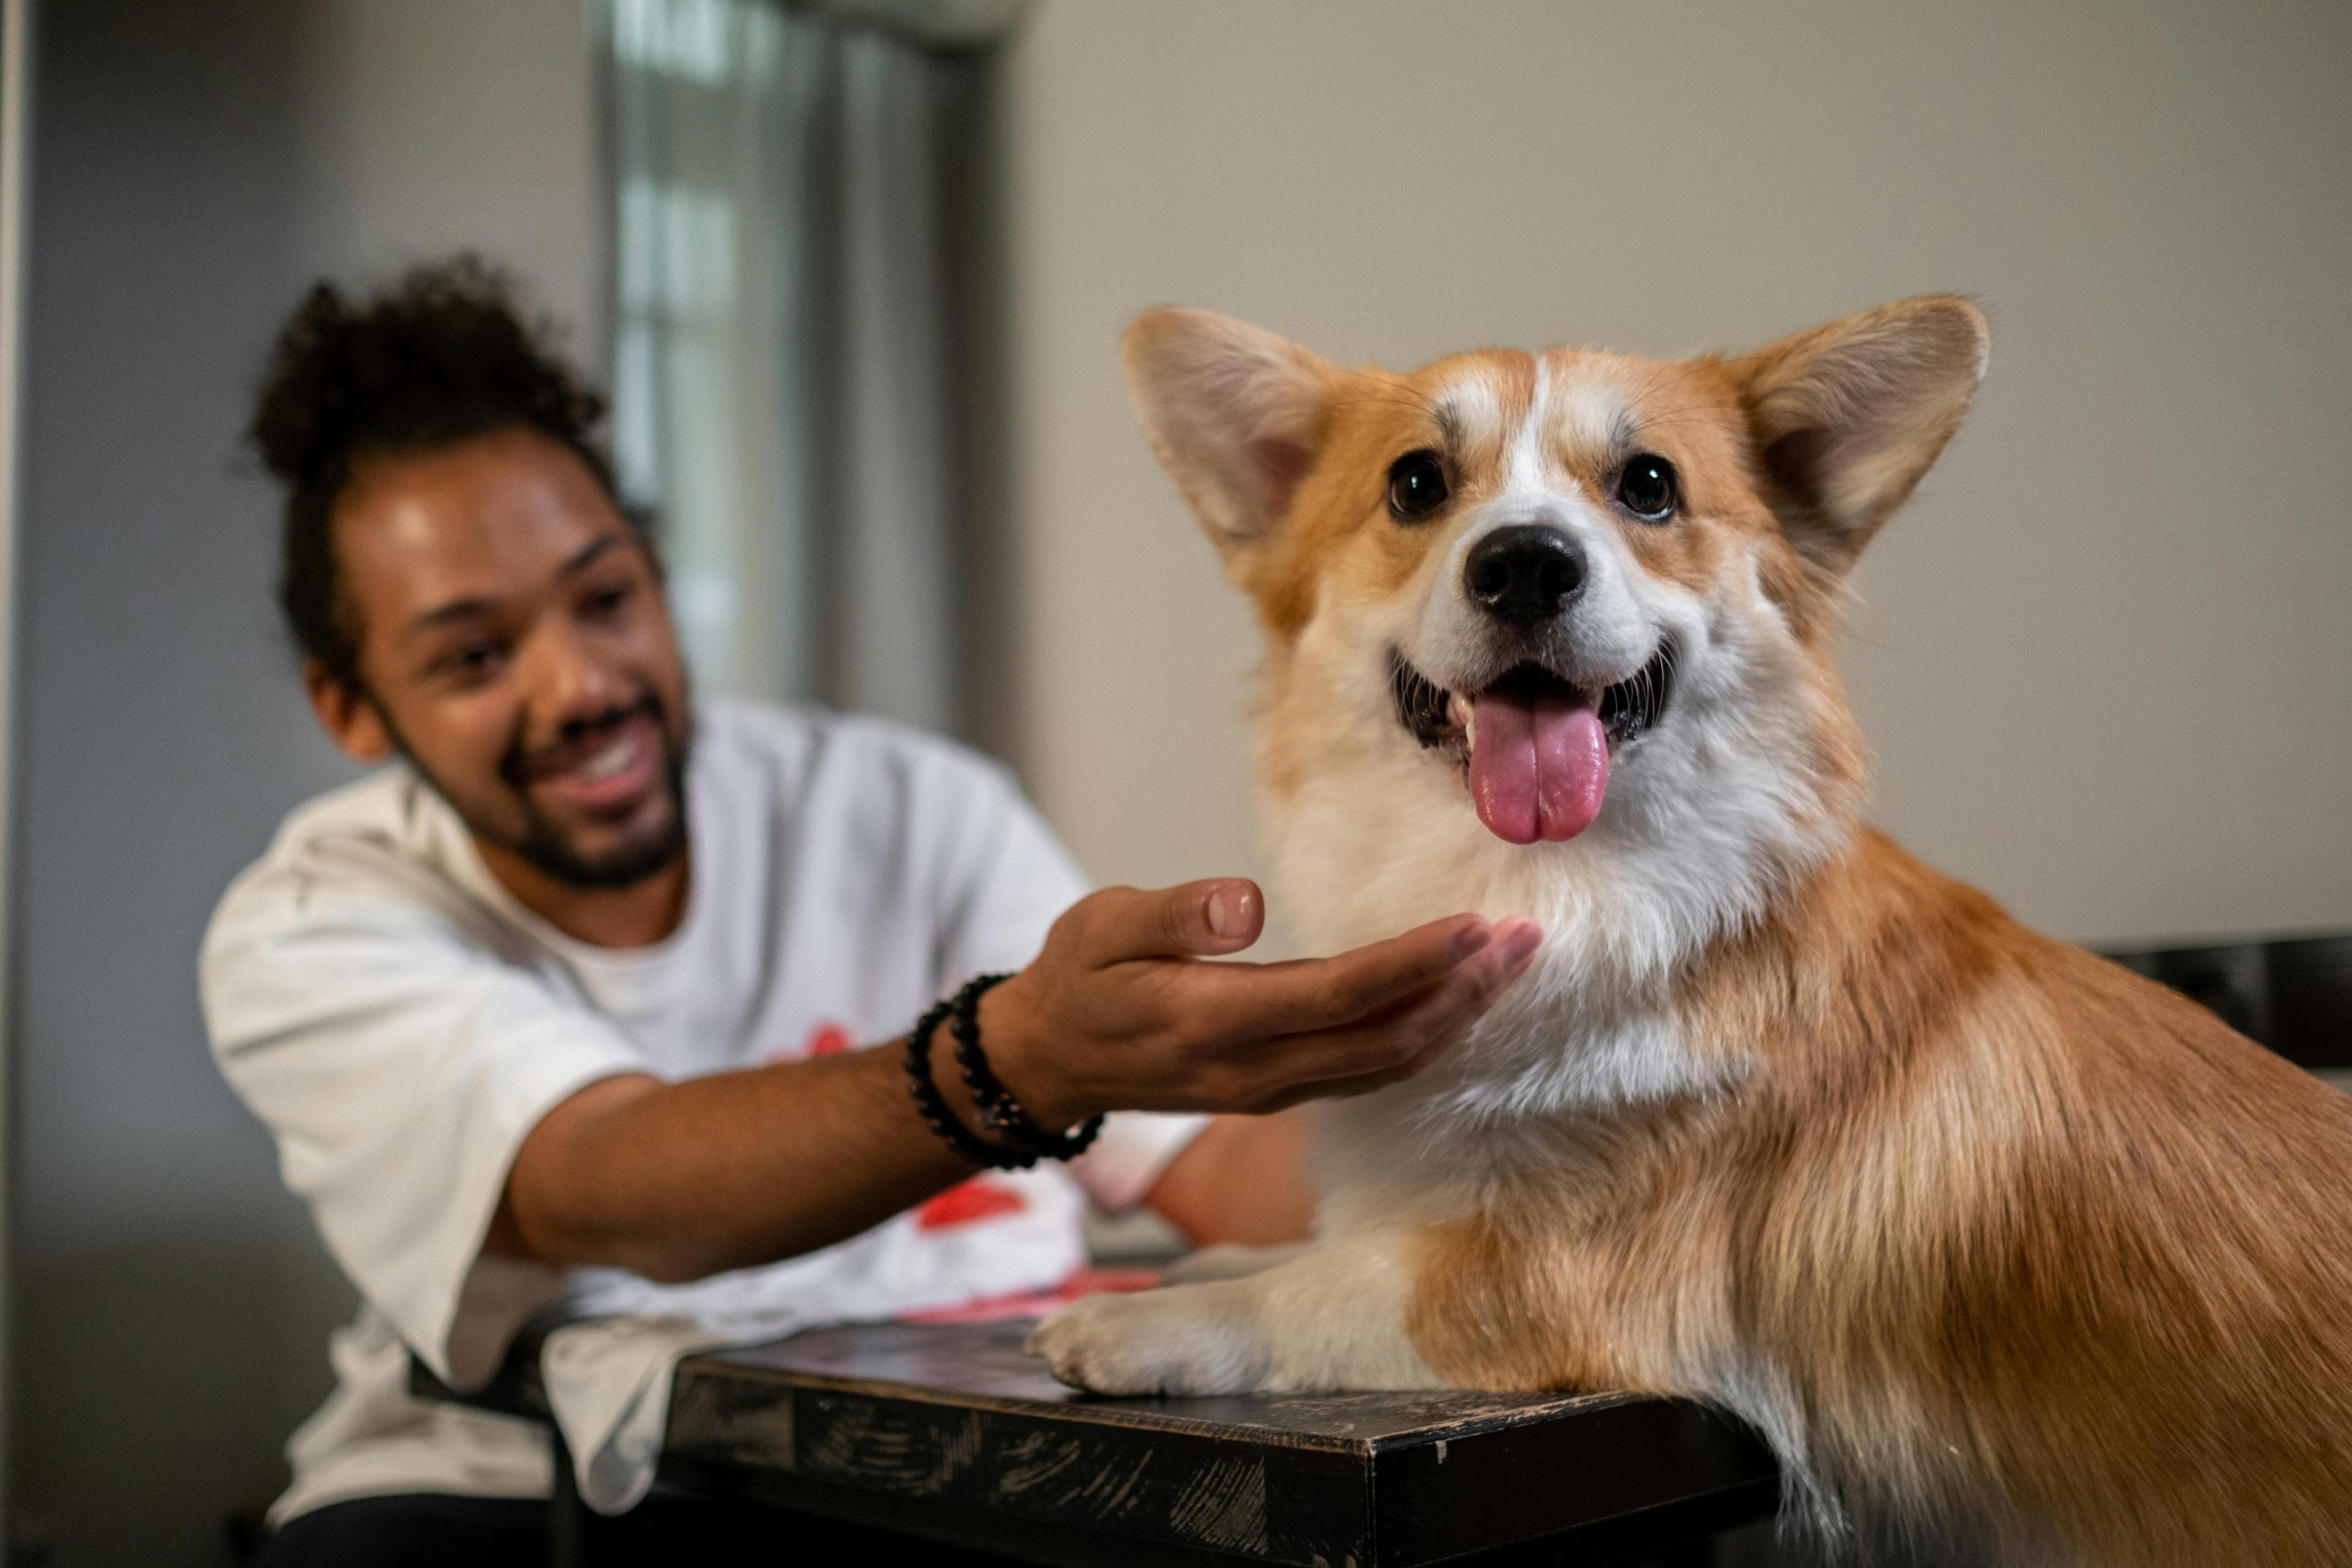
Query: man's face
312 426 693 890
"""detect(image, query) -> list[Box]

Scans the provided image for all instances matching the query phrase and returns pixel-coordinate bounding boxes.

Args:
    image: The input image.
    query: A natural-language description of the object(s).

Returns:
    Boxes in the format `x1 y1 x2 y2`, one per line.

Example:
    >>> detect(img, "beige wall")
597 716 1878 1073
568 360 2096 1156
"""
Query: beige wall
1000 0 2352 951
292 0 605 355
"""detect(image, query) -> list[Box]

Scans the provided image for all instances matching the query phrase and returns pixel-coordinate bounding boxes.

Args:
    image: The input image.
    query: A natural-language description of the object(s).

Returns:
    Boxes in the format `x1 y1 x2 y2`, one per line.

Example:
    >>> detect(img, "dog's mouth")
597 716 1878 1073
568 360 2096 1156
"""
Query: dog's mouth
1389 642 1678 845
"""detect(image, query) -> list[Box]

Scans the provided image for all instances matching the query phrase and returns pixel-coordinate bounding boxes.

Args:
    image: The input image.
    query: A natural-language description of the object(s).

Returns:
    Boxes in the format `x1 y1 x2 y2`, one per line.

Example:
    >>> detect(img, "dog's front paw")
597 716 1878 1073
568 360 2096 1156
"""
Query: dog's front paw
1024 1287 1264 1396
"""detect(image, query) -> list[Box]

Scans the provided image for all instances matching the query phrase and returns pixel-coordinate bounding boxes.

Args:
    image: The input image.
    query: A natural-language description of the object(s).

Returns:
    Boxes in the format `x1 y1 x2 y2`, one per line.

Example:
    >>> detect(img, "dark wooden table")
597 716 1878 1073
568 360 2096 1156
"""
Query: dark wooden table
416 1317 1777 1566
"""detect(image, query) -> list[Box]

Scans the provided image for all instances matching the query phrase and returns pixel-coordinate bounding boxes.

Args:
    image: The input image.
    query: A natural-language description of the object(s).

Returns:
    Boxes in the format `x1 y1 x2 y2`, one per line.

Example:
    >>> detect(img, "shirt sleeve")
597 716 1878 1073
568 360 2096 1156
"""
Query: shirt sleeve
928 754 1209 1213
199 839 646 1388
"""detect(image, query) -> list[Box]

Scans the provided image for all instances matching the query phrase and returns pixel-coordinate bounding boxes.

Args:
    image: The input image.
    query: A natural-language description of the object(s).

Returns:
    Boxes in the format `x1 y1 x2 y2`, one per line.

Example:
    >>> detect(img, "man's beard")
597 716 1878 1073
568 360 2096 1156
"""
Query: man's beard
387 693 693 892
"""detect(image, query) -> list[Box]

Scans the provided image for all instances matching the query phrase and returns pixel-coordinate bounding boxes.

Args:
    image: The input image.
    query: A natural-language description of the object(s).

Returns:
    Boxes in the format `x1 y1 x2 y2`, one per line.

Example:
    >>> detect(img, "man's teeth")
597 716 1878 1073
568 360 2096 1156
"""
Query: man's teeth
571 735 637 781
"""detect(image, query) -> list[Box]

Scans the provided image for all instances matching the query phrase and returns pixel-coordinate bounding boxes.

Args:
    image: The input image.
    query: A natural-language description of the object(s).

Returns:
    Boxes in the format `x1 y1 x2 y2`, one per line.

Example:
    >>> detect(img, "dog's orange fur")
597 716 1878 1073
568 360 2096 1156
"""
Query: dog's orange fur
1123 299 2352 1563
1408 829 2352 1562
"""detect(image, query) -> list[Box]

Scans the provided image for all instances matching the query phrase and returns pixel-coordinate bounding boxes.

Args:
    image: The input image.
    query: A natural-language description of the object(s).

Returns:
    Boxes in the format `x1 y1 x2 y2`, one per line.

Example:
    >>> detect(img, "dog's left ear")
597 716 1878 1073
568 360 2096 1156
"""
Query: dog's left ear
1736 297 1989 576
1123 309 1338 572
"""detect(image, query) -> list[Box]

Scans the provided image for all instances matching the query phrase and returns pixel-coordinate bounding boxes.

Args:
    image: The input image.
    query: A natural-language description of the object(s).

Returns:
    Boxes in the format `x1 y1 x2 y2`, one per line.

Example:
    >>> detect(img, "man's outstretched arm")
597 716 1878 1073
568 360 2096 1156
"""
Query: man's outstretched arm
490 878 1539 1283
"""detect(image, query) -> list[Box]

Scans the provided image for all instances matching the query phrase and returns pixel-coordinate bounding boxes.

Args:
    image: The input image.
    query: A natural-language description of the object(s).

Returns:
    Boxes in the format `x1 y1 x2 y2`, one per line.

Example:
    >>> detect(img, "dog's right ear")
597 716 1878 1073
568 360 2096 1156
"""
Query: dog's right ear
1123 309 1337 568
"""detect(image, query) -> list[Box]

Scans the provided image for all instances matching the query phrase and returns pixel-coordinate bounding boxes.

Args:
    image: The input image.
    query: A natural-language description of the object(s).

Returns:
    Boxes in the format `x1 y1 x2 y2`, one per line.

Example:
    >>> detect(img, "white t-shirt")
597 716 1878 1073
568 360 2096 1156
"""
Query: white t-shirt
201 699 1203 1522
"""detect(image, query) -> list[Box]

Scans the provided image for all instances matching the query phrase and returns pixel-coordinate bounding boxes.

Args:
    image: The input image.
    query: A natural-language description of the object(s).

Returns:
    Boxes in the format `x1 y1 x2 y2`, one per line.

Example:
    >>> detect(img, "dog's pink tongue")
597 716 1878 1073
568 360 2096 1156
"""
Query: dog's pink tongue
1468 690 1610 845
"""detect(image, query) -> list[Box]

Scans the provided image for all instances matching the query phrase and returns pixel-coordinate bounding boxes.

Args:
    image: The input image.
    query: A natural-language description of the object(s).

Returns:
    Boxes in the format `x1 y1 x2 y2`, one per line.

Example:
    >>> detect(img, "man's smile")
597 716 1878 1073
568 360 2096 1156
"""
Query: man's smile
514 705 669 818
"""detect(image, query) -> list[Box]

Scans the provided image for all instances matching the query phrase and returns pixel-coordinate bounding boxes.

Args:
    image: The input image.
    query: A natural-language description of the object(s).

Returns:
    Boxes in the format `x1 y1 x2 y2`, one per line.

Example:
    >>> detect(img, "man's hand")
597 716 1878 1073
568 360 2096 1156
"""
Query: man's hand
979 880 1540 1127
493 880 1536 1284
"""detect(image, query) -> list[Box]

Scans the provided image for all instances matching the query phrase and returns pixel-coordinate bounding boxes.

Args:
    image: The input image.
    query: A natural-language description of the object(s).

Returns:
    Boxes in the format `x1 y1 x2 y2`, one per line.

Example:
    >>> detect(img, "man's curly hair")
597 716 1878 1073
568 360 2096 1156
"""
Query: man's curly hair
247 255 629 694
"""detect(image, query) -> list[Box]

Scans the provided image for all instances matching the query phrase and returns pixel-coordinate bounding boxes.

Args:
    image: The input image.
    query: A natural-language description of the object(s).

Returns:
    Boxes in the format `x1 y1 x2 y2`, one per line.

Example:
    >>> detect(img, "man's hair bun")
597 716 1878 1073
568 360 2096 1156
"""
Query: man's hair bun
245 254 621 693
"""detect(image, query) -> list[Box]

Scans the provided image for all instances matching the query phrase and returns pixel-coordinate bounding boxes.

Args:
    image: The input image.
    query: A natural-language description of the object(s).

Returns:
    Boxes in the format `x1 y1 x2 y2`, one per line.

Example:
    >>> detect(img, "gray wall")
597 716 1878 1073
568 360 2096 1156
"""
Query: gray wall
10 2 598 1562
1000 0 2352 953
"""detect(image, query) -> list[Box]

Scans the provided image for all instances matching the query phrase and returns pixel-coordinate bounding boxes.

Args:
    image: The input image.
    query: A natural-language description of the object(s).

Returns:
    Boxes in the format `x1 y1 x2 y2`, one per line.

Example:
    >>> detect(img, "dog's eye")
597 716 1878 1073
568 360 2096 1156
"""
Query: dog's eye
1385 450 1450 522
1616 454 1679 521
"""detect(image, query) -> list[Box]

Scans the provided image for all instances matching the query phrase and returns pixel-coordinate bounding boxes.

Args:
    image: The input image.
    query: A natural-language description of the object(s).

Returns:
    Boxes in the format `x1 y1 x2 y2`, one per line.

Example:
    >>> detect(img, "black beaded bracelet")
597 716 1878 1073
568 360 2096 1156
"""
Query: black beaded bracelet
946 973 1104 1163
902 994 1036 1170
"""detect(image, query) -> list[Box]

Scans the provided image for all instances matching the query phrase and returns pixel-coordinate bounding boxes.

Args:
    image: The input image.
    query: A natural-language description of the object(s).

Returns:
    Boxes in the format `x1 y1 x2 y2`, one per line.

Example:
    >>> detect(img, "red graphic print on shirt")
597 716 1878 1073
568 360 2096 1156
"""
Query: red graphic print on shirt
915 1179 1027 1231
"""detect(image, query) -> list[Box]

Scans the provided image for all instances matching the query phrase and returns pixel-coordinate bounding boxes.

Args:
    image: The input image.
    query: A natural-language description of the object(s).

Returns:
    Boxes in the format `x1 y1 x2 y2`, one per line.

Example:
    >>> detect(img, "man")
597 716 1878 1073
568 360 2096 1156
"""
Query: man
203 258 1540 1564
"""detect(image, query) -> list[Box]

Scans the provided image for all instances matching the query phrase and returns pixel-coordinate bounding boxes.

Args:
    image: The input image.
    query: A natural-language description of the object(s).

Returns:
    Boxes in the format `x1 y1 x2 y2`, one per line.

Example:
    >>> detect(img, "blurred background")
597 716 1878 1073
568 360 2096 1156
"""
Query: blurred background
0 0 2346 1562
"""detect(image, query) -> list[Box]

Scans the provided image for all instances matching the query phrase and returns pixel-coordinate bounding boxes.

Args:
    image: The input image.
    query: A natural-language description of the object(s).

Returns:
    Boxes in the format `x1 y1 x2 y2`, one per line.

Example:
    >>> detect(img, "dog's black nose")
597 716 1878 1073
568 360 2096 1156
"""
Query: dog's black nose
1464 525 1585 626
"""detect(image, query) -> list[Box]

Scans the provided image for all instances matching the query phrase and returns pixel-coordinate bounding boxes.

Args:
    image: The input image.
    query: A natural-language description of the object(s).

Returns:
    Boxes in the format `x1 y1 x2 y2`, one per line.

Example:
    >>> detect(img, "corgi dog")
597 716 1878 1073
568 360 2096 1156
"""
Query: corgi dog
1027 299 2352 1565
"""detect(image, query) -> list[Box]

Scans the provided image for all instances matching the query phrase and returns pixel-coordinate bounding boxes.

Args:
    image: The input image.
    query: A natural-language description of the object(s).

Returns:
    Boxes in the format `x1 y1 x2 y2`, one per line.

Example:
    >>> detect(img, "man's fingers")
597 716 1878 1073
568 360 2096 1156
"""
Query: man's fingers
1248 918 1542 1099
1077 879 1265 963
1187 911 1498 1040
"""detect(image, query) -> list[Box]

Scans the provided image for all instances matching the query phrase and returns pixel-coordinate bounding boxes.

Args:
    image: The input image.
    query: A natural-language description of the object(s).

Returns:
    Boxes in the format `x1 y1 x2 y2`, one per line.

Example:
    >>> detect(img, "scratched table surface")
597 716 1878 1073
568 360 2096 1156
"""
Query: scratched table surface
424 1317 1777 1566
